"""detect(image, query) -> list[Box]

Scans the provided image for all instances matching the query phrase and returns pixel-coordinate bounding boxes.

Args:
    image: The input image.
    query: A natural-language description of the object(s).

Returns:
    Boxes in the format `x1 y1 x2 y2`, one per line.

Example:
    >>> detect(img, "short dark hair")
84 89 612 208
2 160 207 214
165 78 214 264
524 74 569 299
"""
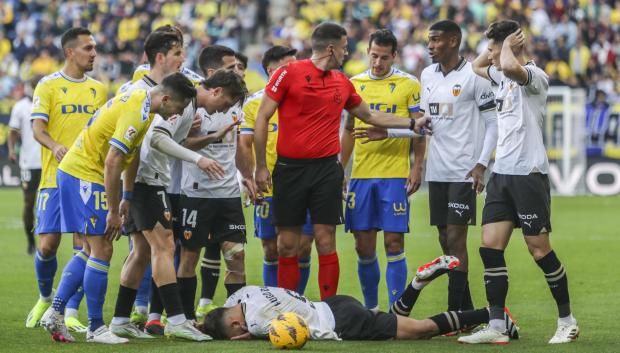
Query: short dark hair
144 31 183 66
235 52 248 70
485 20 520 43
153 24 184 45
201 69 248 105
201 308 230 339
160 72 196 101
429 20 462 42
198 45 236 74
369 29 398 53
261 45 297 75
311 22 347 52
61 27 92 49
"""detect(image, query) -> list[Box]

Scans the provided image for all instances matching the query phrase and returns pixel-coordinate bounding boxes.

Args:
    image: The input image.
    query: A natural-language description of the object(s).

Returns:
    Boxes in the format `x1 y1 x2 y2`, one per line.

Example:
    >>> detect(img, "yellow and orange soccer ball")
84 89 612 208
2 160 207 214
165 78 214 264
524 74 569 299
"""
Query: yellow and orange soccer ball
268 312 310 349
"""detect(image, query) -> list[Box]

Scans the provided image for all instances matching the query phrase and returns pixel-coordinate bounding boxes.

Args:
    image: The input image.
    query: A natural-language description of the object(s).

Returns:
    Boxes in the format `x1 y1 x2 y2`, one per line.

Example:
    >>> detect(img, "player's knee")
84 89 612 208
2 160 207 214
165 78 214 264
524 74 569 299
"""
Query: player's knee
222 243 244 262
38 236 60 257
354 240 375 258
526 242 551 261
263 244 278 261
277 238 297 257
384 236 404 254
314 234 336 255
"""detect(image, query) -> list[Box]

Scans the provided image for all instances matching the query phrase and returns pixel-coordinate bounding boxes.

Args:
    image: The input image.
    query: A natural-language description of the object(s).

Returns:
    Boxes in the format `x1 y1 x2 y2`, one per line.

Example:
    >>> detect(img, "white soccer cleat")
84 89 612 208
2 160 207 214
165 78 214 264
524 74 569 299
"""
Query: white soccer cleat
416 255 460 282
87 325 129 344
548 320 579 344
110 321 154 339
164 320 213 341
40 307 75 343
458 326 509 344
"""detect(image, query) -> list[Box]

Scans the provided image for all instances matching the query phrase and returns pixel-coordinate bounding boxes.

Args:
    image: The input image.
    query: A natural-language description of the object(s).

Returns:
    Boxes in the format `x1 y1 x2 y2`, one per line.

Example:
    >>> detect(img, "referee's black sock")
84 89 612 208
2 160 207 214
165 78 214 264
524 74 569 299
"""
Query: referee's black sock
389 279 424 316
177 276 197 320
157 283 185 324
113 285 137 319
447 270 468 311
536 251 571 318
429 308 489 335
480 247 508 331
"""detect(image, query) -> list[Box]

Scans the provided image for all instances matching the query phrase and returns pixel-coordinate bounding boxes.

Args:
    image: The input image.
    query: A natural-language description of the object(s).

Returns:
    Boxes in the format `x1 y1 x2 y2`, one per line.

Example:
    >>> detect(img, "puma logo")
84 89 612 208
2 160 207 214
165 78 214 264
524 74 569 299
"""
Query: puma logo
523 221 532 228
455 210 463 217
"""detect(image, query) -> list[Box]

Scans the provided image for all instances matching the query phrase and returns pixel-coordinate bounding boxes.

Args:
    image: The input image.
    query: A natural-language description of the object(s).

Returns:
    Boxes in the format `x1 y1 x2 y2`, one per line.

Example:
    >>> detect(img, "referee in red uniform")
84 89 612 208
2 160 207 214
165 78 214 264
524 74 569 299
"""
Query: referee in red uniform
254 22 430 299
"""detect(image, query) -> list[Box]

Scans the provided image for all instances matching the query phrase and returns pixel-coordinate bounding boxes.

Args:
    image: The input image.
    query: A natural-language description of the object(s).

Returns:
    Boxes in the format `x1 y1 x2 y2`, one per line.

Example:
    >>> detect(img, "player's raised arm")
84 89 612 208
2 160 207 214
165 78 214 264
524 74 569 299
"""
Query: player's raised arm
472 49 493 81
498 29 528 84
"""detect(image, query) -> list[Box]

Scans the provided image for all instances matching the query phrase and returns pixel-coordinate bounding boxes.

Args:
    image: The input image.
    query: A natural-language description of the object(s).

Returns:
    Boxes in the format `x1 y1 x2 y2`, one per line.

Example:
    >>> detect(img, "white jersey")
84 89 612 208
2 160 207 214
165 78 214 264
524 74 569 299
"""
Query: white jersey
181 103 243 198
224 286 339 340
8 96 41 170
487 63 549 175
420 60 497 182
166 158 183 195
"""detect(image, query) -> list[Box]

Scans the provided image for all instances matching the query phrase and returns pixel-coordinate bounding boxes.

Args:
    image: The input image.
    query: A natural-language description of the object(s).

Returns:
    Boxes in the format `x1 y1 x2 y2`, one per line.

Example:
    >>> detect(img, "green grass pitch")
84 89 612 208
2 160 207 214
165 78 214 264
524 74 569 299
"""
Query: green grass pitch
0 188 618 352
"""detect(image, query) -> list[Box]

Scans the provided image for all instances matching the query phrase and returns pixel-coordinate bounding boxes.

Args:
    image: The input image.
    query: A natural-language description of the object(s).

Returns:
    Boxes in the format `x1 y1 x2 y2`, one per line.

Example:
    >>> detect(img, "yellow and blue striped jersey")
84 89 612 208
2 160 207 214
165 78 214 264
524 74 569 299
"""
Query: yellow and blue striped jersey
31 71 108 189
59 89 155 185
350 68 421 179
240 89 279 197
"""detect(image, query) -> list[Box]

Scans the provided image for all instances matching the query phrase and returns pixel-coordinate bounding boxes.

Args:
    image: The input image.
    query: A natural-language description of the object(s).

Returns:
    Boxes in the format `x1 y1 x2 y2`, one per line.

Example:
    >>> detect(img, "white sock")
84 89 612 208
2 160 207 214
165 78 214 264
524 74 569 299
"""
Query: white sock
111 317 130 325
65 308 79 318
489 319 505 332
135 305 148 315
198 298 213 307
411 278 427 290
167 314 186 325
148 313 162 322
40 295 52 302
558 314 576 325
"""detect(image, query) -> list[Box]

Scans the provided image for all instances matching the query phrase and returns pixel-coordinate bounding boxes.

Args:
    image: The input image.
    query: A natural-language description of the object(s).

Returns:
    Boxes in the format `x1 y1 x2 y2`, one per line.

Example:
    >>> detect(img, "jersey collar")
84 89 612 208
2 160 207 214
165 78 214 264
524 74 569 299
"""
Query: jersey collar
368 67 394 80
59 70 87 83
435 56 467 77
142 75 158 87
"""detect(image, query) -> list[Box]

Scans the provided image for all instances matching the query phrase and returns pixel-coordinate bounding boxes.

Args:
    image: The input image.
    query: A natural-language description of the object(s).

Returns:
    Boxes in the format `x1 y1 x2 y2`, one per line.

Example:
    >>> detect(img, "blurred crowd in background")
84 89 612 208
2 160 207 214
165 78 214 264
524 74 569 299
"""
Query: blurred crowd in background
0 0 619 102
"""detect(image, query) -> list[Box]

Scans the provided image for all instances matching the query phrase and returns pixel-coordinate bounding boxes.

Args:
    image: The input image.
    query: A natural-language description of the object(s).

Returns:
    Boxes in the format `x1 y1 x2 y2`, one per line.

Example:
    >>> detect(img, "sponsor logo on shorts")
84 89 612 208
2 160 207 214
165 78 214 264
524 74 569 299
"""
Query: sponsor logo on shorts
183 230 192 240
449 202 469 217
393 202 407 216
229 224 246 230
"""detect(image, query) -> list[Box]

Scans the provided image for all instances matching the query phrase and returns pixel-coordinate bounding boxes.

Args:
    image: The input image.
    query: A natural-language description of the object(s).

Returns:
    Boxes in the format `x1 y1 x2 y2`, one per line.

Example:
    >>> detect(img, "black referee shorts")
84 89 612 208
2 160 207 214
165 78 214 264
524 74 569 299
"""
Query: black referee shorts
272 155 344 227
325 295 397 340
482 173 552 236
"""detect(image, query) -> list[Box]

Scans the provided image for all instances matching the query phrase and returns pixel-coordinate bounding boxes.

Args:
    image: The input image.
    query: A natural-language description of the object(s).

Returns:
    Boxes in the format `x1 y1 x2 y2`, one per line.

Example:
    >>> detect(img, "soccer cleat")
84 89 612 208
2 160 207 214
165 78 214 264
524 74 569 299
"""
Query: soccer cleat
164 320 212 341
25 298 51 328
110 322 154 339
144 320 165 336
416 255 460 282
548 320 579 344
130 310 148 329
65 315 88 333
86 325 129 344
40 308 75 343
504 307 519 340
457 326 509 344
195 303 218 321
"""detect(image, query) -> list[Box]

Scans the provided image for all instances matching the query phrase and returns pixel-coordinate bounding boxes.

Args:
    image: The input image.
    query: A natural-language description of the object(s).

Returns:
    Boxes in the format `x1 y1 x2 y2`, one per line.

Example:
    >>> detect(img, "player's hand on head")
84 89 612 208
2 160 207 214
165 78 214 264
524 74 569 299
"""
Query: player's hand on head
406 166 423 196
255 166 271 194
104 210 123 241
197 157 225 179
352 126 388 143
52 144 68 162
507 29 525 51
466 163 487 194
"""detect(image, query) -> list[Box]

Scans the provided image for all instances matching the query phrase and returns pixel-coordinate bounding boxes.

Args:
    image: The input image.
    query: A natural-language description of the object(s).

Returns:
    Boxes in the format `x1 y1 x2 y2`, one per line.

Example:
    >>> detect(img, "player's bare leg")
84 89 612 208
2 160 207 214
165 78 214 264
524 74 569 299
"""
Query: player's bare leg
22 188 37 255
221 241 246 296
313 224 339 299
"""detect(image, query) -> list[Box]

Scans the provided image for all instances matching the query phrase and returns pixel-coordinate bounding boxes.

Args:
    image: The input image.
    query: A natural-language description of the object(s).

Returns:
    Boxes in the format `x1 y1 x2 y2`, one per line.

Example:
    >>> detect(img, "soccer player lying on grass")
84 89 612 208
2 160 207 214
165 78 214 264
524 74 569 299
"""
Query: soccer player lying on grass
199 256 519 342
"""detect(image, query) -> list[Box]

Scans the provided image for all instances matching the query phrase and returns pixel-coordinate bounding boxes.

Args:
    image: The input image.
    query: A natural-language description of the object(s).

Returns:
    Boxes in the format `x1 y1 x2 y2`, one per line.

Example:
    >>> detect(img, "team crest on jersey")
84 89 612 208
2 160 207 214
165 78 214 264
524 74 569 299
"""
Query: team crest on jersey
333 89 342 104
164 210 172 222
183 230 192 240
360 84 365 91
305 75 311 83
452 84 462 97
90 88 97 98
61 87 68 94
388 83 396 93
124 126 137 141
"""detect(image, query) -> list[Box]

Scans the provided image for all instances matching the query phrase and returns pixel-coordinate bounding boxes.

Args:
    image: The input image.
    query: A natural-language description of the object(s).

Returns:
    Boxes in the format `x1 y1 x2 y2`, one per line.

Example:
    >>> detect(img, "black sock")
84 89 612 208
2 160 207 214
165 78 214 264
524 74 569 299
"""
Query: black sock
389 281 422 316
429 308 490 335
536 251 571 318
200 245 220 300
149 279 164 315
225 282 245 297
178 276 197 320
113 285 138 318
461 280 474 310
157 283 184 318
480 247 508 321
448 270 468 311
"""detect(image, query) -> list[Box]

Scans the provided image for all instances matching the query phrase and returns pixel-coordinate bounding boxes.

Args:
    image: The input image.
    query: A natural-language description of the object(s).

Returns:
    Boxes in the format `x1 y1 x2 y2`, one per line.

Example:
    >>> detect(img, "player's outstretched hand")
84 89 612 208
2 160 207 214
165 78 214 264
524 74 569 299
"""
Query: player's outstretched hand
414 117 432 136
255 166 272 194
52 144 68 162
212 121 239 141
104 210 123 241
197 157 225 179
406 166 422 196
352 126 388 143
466 163 486 194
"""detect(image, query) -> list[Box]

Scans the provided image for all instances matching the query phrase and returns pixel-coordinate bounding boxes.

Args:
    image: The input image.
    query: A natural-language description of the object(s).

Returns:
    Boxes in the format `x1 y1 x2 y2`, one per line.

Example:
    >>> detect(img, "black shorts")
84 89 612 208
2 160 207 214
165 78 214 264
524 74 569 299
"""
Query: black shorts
125 183 173 233
178 196 246 249
168 193 183 239
429 182 476 226
482 173 552 236
325 295 397 340
272 155 344 226
21 169 41 192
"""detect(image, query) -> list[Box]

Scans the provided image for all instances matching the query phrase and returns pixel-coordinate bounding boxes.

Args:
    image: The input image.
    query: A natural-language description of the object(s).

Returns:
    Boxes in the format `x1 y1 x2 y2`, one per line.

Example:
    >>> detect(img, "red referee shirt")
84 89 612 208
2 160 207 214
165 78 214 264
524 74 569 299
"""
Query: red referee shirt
265 59 362 159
